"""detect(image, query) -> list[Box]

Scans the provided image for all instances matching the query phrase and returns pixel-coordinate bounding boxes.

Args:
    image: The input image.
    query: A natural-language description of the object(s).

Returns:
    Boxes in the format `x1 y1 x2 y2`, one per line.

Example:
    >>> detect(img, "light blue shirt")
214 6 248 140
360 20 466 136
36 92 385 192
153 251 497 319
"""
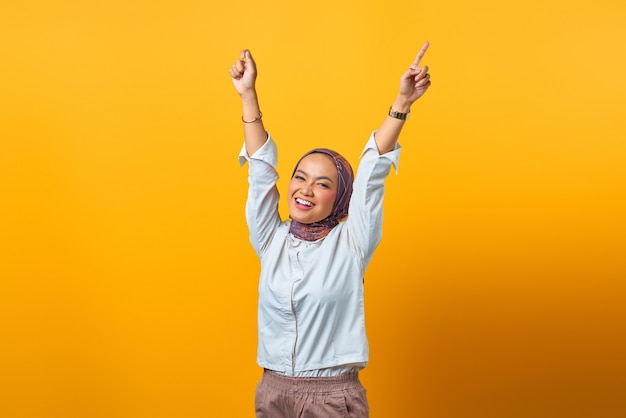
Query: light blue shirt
239 132 400 376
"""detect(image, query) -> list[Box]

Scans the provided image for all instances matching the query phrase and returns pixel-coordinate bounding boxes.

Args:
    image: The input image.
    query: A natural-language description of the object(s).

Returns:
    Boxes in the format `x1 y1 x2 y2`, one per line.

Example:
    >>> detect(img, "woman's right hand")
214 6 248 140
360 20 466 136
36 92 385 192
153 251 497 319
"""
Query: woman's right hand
229 49 257 96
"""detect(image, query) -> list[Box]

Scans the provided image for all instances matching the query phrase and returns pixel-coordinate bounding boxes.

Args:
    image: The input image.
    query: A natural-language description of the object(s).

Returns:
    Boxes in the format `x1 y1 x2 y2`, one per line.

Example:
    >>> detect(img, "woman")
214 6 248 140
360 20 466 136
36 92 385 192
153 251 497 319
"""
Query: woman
230 44 431 418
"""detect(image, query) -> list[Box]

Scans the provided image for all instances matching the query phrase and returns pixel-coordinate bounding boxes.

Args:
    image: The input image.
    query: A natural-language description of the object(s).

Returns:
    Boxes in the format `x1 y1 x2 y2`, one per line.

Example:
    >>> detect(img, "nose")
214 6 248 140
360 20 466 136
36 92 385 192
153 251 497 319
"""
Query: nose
300 183 313 196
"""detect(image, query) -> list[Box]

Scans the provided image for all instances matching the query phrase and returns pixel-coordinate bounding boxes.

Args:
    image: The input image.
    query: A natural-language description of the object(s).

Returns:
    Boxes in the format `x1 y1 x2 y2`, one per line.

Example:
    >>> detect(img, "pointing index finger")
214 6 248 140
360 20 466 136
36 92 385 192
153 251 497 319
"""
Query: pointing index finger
411 41 430 68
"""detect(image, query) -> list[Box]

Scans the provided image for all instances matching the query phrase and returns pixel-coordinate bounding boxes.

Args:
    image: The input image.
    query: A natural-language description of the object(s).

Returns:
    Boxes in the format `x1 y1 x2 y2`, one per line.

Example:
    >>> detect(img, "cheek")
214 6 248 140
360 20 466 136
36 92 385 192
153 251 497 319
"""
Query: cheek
287 180 297 196
321 191 337 210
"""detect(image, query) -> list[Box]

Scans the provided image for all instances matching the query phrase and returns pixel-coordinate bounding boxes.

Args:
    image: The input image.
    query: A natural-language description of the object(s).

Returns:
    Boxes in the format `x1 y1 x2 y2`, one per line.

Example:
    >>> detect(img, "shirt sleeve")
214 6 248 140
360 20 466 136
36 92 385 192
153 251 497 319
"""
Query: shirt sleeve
238 133 282 257
344 131 401 267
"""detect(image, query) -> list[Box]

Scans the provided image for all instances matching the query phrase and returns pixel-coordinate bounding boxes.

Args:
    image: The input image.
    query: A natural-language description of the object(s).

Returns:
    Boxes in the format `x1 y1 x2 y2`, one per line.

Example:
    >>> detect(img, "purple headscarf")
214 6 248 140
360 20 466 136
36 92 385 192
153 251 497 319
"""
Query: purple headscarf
289 148 354 241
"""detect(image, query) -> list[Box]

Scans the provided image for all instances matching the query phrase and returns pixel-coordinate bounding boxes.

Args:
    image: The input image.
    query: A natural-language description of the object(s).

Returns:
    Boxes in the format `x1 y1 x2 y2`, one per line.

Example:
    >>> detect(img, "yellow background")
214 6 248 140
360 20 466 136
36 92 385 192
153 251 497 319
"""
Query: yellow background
1 0 625 417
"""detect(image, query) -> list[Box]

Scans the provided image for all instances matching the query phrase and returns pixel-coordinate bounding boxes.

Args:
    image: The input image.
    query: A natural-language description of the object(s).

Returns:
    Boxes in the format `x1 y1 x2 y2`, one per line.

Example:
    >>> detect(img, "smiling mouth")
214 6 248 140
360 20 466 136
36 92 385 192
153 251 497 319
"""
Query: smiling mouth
295 197 314 207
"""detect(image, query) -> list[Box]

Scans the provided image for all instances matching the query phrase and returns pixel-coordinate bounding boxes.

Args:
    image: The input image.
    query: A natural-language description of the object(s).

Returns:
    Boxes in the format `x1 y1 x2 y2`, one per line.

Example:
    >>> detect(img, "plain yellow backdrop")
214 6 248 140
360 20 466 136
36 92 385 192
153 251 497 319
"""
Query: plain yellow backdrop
1 0 625 417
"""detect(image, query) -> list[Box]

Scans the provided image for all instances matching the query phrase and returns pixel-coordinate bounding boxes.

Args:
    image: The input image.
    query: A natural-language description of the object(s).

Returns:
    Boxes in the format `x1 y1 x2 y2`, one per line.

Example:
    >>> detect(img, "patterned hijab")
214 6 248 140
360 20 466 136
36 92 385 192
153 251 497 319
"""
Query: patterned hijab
289 148 354 241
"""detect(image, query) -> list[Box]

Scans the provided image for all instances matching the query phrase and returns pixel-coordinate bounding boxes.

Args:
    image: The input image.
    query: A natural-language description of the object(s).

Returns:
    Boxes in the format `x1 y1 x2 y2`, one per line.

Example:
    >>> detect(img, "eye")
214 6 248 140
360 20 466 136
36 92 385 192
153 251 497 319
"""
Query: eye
317 183 329 189
294 175 305 181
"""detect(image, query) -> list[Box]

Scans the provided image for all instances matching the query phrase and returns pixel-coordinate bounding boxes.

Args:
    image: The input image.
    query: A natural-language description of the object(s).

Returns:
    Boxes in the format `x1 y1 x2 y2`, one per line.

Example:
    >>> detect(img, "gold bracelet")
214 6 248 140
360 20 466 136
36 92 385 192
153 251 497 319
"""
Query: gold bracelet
242 112 263 123
388 106 410 120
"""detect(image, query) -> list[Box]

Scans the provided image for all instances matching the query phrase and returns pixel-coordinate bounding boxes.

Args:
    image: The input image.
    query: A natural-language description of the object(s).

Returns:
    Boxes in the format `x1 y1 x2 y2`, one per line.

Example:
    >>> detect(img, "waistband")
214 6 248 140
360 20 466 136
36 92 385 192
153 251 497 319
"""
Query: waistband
261 369 362 393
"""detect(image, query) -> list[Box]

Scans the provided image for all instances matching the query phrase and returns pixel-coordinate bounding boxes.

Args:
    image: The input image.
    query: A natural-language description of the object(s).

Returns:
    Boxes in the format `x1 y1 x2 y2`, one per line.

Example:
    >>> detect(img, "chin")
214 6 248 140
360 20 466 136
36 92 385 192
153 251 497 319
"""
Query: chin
290 213 320 225
290 216 311 224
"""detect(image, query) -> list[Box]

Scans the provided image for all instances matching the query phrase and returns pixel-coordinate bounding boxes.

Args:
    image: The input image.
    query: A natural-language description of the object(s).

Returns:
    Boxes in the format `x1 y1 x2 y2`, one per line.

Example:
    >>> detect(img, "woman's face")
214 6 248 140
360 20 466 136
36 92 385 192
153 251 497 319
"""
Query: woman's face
288 153 338 224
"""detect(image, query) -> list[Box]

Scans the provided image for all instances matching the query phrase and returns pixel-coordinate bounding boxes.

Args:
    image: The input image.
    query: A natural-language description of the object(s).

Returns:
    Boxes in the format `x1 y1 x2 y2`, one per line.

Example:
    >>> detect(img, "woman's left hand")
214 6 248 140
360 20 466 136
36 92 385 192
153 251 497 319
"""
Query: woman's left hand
398 41 432 104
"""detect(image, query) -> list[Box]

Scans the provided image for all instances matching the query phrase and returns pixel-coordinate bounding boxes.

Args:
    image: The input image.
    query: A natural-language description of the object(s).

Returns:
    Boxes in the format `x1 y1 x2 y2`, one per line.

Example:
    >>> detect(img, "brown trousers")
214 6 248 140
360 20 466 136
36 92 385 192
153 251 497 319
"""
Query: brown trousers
255 370 370 418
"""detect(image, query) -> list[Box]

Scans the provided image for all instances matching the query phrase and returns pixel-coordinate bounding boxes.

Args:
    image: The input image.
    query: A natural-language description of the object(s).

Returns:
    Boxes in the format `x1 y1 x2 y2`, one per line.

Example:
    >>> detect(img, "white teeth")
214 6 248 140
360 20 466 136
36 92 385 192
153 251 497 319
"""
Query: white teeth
296 198 313 206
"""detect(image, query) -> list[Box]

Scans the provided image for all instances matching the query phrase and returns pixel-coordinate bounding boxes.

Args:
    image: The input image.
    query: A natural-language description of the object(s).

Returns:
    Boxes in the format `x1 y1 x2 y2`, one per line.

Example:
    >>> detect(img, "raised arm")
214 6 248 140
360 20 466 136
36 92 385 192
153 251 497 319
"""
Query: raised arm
374 42 432 154
229 49 267 156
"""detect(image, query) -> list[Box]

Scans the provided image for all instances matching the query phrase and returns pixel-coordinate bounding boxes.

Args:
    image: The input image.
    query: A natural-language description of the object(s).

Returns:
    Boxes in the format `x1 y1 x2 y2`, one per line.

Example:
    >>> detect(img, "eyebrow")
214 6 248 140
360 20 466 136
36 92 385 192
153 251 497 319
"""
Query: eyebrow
295 169 335 183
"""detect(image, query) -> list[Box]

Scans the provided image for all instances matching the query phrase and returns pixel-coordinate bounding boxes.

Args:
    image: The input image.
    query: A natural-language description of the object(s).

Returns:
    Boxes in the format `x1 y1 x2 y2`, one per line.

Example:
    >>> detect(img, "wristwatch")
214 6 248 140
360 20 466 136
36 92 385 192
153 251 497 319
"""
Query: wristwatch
388 106 410 120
